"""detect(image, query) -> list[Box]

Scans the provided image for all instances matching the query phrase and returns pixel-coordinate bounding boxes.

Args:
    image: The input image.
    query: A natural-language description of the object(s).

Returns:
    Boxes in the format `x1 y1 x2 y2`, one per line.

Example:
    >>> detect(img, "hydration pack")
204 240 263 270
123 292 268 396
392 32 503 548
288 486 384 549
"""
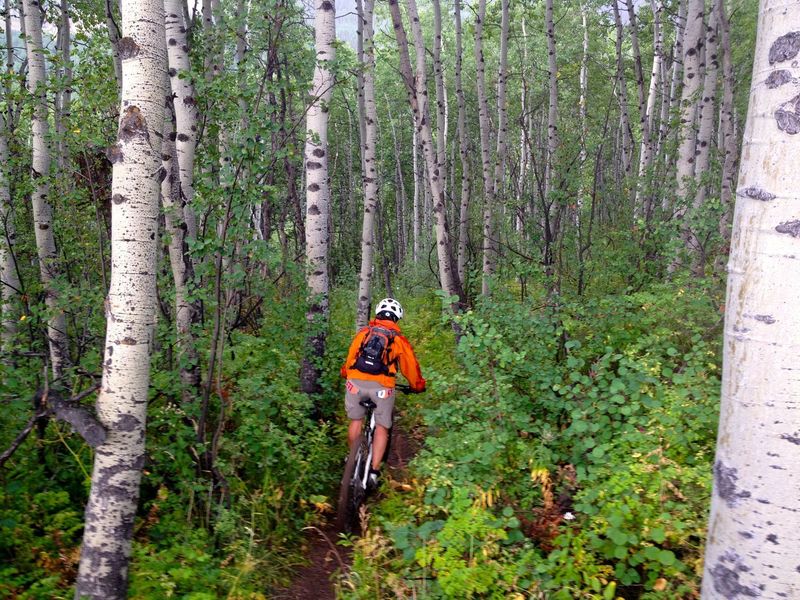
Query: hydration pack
352 326 396 376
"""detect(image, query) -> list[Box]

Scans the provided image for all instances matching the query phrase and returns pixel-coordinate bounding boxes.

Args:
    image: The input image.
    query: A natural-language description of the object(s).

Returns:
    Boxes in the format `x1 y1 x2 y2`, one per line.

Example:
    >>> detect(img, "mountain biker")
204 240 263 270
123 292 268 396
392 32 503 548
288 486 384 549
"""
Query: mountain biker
341 297 425 489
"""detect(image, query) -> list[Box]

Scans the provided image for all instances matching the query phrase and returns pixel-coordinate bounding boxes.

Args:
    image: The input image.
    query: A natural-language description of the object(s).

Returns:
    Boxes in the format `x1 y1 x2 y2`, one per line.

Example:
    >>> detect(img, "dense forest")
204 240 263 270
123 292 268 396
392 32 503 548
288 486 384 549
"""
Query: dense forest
1 0 796 598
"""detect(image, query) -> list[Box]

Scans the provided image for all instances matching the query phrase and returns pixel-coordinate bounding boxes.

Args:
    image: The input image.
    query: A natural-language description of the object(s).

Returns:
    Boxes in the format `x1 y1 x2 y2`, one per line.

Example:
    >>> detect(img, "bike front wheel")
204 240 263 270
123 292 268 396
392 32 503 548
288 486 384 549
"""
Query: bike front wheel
336 440 369 534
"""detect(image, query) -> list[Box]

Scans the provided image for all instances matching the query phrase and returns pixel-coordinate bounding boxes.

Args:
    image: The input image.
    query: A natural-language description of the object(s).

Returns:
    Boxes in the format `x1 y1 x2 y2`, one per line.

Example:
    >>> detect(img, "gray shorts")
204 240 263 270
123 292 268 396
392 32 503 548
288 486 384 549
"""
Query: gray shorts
345 379 395 428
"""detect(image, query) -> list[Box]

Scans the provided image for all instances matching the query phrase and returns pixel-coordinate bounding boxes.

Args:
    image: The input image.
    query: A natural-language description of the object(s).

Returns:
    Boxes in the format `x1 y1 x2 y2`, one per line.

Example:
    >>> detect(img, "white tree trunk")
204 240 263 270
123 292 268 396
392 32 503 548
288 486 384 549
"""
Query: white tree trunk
693 8 719 208
612 0 634 179
0 125 19 351
716 0 737 252
74 0 166 596
160 72 199 403
412 126 420 263
674 0 705 203
432 0 447 202
55 0 72 169
635 0 664 220
454 0 470 285
22 0 69 378
545 0 559 198
390 0 461 304
355 0 378 329
702 3 800 595
474 0 493 287
165 0 199 244
301 0 335 394
482 0 510 295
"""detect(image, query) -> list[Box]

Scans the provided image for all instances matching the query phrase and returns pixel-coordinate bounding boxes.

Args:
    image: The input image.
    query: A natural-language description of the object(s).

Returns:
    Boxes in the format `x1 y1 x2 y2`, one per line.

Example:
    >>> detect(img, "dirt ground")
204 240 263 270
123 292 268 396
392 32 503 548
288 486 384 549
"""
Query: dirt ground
273 419 419 599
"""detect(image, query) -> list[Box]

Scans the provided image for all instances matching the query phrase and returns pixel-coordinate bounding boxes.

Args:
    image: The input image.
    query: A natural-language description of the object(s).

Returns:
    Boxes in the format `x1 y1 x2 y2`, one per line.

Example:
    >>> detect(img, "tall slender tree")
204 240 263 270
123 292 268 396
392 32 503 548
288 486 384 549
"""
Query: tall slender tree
355 0 378 328
300 0 335 394
0 122 18 351
74 0 166 596
702 2 800 595
22 0 69 378
454 0 470 285
388 0 463 307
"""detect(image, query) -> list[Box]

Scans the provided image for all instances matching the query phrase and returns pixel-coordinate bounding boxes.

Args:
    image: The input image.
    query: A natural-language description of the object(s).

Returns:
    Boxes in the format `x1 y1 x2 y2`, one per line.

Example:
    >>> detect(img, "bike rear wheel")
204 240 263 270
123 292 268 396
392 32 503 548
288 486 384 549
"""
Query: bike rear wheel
336 439 369 534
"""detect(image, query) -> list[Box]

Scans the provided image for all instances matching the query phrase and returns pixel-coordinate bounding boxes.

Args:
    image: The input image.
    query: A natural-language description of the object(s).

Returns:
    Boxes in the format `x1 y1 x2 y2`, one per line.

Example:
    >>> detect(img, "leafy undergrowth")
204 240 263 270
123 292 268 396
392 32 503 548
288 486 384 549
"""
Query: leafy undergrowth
339 283 722 599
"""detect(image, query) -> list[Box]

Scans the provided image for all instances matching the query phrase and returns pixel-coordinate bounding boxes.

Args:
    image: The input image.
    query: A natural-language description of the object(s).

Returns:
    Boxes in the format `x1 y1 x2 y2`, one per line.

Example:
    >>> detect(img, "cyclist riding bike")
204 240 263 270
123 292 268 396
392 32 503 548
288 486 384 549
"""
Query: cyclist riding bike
341 298 425 490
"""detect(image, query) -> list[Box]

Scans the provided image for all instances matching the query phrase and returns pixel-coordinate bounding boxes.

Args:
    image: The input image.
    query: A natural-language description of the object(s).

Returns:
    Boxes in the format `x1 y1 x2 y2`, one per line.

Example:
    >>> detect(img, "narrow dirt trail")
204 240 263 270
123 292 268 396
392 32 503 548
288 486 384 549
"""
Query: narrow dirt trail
274 419 420 599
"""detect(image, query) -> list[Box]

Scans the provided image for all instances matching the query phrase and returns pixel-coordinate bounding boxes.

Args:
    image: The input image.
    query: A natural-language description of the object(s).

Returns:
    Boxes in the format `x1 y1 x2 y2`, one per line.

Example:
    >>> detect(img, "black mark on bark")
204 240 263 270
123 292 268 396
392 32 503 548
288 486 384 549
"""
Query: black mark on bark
766 70 792 88
769 31 800 64
776 220 800 237
742 187 776 202
775 94 800 134
714 461 752 507
119 106 148 142
118 37 140 60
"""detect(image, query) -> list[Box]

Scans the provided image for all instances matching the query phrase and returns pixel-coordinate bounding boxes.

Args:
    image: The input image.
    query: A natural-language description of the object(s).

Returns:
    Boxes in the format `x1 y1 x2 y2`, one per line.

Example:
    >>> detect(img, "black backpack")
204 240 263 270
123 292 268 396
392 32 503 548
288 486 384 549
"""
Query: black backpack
352 326 396 376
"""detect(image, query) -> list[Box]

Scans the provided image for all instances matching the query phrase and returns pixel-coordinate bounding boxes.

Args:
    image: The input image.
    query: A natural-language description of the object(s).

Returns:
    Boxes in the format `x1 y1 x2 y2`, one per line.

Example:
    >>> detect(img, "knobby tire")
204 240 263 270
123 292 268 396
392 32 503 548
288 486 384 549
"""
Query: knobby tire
337 439 368 534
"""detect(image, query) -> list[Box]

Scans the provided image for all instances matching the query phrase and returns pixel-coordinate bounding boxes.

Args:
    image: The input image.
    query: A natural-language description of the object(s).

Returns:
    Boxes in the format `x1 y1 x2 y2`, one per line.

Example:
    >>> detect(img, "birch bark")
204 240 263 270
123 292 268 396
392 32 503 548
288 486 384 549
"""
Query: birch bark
474 0 493 278
612 0 634 179
454 0 470 284
22 0 69 378
160 72 199 403
692 7 719 209
0 124 18 350
674 0 705 204
74 0 166 596
635 0 664 221
355 0 378 329
545 0 558 199
432 0 447 202
715 0 737 251
165 0 199 245
702 3 800 595
300 0 335 394
405 0 461 303
482 0 510 295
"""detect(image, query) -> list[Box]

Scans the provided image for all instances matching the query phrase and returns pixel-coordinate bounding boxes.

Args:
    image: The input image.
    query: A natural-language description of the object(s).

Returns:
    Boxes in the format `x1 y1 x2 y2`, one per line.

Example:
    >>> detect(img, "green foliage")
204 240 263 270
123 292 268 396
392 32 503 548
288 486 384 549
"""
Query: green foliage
343 283 721 599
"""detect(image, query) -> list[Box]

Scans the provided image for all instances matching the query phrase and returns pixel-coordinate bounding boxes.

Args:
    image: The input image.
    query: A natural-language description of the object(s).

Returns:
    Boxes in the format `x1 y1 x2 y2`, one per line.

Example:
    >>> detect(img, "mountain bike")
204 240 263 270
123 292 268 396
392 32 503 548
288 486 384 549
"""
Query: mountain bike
336 384 415 534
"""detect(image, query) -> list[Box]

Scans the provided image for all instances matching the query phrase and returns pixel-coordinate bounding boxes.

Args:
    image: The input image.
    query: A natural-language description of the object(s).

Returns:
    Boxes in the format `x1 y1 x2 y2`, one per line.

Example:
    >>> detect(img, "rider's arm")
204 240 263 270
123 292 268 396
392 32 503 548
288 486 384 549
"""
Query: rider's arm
341 328 369 377
395 336 426 392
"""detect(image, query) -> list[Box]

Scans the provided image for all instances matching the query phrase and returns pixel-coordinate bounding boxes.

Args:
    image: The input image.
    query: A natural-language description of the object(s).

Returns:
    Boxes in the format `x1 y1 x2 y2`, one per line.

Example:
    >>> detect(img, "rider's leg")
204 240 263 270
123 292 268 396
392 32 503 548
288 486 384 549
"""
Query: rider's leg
348 419 363 448
372 424 389 470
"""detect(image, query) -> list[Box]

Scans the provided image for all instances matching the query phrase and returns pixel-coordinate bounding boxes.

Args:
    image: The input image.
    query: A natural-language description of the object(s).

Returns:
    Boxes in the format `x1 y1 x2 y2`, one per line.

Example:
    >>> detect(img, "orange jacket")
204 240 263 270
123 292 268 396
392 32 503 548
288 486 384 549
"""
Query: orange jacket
340 319 426 391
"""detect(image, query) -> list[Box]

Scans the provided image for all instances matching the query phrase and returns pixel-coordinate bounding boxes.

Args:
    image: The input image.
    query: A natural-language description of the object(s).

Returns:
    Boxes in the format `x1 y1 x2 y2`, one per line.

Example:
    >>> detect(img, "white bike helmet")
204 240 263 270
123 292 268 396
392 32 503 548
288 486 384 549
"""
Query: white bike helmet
375 297 404 320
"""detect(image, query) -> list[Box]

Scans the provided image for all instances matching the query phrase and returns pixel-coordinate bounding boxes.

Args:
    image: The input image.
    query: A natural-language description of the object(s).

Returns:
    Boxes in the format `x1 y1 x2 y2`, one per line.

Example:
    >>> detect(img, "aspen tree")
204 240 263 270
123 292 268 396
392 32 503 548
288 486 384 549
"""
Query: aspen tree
412 129 420 263
612 0 634 179
54 0 72 169
482 0 510 295
388 0 463 306
355 0 378 329
635 0 664 221
716 0 737 251
0 123 18 351
432 0 447 202
544 0 559 205
74 0 166 596
692 8 719 210
165 0 199 244
300 0 335 394
160 71 199 404
474 0 493 285
22 0 69 378
674 0 705 203
454 0 470 284
702 2 800 595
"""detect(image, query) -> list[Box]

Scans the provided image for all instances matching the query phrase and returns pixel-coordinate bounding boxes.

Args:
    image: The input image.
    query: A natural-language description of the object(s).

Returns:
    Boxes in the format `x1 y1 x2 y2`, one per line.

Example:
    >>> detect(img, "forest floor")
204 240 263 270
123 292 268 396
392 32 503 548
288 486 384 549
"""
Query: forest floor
274 416 422 599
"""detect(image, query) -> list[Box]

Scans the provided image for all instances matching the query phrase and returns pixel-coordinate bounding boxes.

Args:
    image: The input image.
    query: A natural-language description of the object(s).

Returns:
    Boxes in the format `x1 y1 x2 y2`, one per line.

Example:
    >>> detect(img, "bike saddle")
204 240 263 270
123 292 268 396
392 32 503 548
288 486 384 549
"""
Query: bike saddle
359 398 377 409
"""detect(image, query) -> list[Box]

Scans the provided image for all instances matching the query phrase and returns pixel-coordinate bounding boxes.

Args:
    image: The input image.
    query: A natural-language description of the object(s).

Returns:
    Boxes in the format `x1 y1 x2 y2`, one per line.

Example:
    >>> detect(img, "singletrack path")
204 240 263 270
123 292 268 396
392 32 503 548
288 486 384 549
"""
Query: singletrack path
274 418 420 599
